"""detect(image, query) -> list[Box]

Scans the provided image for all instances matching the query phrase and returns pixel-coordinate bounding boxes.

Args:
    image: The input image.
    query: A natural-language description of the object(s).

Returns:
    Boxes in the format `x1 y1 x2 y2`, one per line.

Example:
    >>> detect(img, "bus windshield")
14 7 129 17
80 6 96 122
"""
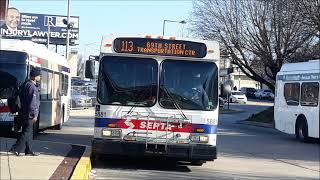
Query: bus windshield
159 60 218 111
0 51 28 99
97 56 158 107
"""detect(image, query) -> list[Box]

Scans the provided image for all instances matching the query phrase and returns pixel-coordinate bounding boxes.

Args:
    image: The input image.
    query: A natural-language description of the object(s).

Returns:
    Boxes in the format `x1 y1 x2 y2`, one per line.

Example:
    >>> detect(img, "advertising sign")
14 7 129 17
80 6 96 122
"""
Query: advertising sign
0 7 79 45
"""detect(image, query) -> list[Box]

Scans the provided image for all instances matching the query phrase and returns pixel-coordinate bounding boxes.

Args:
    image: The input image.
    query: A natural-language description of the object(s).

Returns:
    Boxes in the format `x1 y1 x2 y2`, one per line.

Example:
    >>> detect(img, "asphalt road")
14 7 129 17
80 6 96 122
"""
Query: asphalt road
21 101 320 179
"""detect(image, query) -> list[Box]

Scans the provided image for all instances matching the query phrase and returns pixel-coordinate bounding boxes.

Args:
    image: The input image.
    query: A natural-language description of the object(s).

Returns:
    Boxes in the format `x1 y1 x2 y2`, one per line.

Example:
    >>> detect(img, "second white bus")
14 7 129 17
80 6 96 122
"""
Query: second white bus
0 39 71 136
274 60 320 142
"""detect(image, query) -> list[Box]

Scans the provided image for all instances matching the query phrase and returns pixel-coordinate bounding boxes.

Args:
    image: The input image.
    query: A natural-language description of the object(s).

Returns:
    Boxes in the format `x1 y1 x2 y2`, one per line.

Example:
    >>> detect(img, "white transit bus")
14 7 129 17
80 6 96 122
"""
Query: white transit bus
86 35 220 165
0 39 71 136
274 60 319 142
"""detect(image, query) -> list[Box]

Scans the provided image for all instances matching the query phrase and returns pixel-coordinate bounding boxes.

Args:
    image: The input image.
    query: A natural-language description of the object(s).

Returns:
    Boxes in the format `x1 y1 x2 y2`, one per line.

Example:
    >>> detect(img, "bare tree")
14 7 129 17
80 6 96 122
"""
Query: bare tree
191 0 317 91
297 0 320 37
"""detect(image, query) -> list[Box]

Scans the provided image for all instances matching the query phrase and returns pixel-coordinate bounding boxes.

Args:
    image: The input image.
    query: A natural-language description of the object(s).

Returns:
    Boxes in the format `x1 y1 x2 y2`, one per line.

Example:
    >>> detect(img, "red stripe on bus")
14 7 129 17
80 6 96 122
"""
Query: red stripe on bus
115 119 193 132
0 106 10 113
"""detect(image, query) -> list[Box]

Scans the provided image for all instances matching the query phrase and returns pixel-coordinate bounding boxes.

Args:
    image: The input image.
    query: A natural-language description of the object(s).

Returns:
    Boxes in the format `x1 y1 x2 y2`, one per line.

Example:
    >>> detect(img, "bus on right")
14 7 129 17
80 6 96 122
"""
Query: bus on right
274 60 319 142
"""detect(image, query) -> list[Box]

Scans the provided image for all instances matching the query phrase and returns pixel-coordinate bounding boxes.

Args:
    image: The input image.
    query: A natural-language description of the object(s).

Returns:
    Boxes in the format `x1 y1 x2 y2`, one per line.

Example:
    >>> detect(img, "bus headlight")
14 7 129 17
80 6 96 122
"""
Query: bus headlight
190 134 209 143
102 129 121 137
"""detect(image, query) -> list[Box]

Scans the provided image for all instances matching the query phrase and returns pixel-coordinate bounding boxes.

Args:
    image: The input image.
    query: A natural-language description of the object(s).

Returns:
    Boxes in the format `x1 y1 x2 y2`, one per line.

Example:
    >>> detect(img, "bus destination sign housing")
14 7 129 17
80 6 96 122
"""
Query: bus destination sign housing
113 38 207 58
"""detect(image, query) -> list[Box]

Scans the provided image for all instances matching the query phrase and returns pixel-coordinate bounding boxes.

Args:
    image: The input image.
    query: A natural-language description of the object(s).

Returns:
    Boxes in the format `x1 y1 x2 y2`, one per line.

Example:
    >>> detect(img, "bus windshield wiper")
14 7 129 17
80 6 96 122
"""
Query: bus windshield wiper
126 99 142 116
126 83 157 116
161 85 188 121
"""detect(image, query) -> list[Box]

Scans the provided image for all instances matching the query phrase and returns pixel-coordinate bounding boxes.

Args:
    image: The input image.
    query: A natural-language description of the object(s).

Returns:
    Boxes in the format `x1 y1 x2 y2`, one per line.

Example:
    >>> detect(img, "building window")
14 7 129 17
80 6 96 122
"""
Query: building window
284 83 300 106
301 82 319 107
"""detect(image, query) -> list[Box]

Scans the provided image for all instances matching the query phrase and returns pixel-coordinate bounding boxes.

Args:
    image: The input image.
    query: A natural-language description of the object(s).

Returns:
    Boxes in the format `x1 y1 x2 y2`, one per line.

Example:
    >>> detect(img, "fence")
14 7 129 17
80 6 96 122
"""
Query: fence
71 86 97 110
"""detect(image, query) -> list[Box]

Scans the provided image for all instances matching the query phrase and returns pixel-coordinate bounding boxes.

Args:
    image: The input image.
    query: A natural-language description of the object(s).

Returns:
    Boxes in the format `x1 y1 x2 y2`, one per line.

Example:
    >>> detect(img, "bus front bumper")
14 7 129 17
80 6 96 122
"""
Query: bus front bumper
92 138 217 161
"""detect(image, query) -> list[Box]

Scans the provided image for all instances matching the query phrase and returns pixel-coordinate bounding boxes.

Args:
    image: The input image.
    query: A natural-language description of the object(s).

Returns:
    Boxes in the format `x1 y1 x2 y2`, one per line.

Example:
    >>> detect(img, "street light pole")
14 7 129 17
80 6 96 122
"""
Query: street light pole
238 67 241 89
162 20 166 36
66 0 71 59
162 20 187 36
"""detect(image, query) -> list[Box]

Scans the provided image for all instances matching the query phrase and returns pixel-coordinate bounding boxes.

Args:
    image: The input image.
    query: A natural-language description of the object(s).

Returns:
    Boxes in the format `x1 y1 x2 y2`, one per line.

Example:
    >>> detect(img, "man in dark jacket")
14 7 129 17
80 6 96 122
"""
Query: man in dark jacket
10 67 41 156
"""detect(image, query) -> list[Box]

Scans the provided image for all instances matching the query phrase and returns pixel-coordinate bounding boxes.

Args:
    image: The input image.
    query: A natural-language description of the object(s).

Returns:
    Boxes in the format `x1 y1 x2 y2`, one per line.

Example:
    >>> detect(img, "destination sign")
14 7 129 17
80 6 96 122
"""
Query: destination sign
277 73 320 81
113 38 207 58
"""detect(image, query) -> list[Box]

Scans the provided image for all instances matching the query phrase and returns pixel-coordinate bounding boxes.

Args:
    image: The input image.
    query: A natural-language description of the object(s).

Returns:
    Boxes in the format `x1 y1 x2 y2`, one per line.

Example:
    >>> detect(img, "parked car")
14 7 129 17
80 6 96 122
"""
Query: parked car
229 91 247 104
269 93 275 100
254 89 273 99
240 87 256 98
71 91 92 108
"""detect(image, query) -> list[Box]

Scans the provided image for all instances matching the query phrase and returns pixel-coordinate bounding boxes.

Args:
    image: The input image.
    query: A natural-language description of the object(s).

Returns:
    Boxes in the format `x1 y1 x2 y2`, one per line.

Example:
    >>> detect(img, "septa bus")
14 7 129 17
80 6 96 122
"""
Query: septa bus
86 35 220 165
0 39 71 136
275 60 319 142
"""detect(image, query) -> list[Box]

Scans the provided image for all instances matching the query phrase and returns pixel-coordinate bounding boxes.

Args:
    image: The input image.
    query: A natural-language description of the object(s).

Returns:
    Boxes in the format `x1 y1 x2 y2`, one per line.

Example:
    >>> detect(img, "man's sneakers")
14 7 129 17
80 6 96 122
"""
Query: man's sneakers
8 148 40 156
25 152 40 156
8 148 20 156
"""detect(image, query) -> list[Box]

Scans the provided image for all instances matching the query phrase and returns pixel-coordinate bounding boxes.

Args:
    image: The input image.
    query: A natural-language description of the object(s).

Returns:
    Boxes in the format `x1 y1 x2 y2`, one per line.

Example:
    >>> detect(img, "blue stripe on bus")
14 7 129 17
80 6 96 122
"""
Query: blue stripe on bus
95 117 217 134
95 118 119 127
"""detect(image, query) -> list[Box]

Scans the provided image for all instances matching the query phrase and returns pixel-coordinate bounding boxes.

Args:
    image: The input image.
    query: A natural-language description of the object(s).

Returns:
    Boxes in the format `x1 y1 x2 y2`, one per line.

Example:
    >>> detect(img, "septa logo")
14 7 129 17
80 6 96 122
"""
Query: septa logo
124 117 134 129
117 119 193 132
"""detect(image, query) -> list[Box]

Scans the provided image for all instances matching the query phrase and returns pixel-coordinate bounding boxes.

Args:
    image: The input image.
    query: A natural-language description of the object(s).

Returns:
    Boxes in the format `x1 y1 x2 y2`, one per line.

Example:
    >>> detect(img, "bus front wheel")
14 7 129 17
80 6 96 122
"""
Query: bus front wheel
53 107 64 130
295 118 309 142
190 160 205 166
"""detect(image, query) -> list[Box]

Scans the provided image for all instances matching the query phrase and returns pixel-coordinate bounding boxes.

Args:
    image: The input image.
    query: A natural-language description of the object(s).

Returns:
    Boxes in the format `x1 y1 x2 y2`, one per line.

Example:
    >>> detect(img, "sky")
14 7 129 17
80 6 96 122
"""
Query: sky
9 0 194 59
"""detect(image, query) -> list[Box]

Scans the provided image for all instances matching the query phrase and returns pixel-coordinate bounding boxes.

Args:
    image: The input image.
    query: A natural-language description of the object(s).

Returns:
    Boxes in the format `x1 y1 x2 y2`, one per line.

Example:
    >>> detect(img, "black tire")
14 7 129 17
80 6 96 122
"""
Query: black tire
53 108 64 130
72 100 76 108
190 160 205 166
295 119 309 142
90 152 101 166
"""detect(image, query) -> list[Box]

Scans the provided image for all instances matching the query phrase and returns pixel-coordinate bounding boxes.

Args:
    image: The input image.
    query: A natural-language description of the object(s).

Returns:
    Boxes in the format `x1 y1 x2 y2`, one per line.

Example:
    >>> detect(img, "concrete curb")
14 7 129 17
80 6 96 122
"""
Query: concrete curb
70 147 92 180
238 120 274 128
219 109 245 114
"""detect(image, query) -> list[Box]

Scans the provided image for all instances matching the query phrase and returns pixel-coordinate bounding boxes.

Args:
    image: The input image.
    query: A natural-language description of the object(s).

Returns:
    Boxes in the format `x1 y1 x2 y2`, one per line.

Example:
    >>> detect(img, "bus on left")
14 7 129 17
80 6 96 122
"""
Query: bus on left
0 39 71 136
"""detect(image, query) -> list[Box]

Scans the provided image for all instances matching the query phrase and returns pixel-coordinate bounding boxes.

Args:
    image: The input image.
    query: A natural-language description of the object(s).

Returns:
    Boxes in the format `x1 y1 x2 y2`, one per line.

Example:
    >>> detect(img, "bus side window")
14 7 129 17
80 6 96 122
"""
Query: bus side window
59 74 63 96
53 73 60 100
301 82 319 107
47 71 53 100
284 83 300 106
64 75 69 96
40 70 48 100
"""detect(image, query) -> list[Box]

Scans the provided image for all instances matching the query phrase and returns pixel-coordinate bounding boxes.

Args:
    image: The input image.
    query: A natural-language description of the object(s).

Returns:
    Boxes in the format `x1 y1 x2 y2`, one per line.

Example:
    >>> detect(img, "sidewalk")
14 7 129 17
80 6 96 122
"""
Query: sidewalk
0 137 73 179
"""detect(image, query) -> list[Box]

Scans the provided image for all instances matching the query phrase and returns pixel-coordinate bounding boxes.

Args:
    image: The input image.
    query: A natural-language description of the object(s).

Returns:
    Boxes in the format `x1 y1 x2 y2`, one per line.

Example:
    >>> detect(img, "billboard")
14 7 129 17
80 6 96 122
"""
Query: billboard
0 8 79 45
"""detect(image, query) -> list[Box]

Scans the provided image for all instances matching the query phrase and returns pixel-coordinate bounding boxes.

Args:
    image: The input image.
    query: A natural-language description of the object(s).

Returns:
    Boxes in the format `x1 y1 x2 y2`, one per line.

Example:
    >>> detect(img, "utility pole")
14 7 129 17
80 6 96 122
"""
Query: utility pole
66 0 71 59
47 24 50 48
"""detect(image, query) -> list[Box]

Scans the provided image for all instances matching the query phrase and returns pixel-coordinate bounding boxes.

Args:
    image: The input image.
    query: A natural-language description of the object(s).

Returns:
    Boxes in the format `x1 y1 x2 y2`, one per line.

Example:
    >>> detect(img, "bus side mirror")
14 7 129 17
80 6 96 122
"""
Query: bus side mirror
85 60 95 79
